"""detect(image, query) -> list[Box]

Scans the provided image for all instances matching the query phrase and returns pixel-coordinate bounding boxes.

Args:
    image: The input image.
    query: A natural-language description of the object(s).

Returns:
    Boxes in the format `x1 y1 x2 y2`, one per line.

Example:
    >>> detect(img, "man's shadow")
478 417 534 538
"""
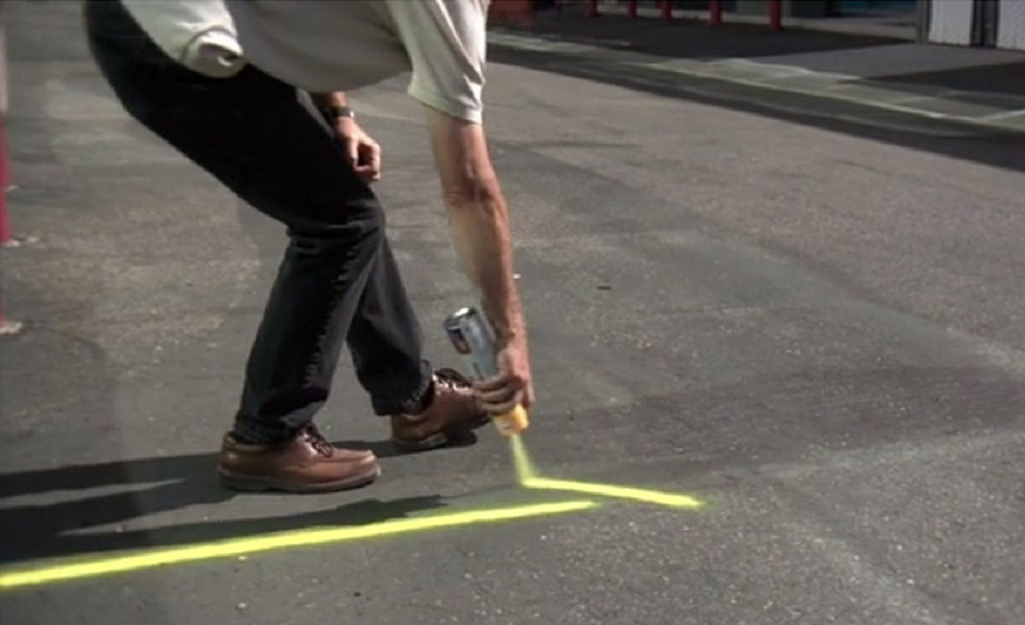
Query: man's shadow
0 451 447 565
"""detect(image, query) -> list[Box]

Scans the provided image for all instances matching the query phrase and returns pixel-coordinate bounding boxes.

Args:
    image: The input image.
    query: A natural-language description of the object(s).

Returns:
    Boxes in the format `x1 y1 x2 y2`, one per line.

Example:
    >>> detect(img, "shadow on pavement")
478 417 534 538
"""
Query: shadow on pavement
868 61 1025 98
0 451 447 564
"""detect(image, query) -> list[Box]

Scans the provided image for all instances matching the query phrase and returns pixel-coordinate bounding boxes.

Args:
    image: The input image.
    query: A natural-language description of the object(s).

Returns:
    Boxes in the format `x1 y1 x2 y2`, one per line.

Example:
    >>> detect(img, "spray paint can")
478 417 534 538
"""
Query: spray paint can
444 306 529 436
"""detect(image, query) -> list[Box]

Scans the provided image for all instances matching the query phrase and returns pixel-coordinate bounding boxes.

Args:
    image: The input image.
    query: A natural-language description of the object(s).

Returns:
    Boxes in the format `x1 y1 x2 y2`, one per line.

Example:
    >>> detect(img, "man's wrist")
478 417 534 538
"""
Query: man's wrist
310 92 354 122
323 104 355 121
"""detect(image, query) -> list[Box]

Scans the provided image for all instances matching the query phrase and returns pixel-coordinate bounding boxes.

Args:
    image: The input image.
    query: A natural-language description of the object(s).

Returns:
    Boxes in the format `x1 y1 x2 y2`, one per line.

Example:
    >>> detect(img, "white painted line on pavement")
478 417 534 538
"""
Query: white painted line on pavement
706 58 857 83
978 108 1025 121
625 60 952 117
884 89 964 105
566 64 972 137
619 60 1025 132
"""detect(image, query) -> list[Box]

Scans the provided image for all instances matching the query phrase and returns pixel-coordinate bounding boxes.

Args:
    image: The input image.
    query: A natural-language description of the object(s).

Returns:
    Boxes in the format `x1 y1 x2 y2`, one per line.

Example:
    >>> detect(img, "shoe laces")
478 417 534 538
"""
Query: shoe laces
394 369 475 419
299 424 334 457
434 367 473 390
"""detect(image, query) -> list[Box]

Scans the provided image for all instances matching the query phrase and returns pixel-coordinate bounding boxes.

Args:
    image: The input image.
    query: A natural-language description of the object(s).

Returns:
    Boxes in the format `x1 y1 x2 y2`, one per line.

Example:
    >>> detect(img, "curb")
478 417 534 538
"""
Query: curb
488 31 1025 135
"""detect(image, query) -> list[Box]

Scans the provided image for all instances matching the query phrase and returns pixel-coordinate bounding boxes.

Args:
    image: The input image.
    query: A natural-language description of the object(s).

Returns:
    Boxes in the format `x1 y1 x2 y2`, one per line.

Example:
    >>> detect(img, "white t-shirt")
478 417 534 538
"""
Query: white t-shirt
120 0 490 123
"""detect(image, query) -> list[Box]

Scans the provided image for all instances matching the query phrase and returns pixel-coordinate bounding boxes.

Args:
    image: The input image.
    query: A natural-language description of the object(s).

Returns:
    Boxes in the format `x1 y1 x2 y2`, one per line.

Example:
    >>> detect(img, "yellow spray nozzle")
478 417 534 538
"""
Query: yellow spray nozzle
493 404 529 436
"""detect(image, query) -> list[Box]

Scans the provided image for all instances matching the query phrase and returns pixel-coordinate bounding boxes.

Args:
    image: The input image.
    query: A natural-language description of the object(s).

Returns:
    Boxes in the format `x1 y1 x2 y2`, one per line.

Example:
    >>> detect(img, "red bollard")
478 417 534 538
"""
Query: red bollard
709 1 723 25
768 0 782 30
586 0 598 17
488 0 535 29
660 0 672 20
627 0 638 18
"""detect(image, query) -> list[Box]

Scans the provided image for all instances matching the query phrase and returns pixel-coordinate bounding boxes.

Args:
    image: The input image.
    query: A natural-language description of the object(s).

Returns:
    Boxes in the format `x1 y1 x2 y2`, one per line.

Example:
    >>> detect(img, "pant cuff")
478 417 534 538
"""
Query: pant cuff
371 359 434 416
231 417 301 445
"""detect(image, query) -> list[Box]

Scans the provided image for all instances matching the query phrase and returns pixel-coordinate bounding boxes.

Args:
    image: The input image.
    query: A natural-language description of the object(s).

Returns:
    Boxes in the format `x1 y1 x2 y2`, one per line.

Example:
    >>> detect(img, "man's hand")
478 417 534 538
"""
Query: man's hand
332 116 381 183
475 337 535 416
310 91 381 183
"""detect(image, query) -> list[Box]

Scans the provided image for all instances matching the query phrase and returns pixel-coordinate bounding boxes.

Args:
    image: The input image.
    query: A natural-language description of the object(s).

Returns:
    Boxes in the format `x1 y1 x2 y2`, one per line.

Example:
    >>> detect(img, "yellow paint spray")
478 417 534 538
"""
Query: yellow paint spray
441 305 700 509
510 431 539 482
509 435 703 509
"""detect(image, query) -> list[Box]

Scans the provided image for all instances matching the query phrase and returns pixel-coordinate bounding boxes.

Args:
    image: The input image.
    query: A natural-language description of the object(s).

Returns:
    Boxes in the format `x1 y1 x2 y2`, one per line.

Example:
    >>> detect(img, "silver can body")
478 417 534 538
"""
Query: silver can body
443 306 498 381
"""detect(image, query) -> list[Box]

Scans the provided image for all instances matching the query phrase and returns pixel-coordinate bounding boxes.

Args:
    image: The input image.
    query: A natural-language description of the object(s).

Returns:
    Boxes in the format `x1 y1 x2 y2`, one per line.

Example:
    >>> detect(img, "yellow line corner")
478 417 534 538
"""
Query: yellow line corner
510 435 704 509
523 477 704 509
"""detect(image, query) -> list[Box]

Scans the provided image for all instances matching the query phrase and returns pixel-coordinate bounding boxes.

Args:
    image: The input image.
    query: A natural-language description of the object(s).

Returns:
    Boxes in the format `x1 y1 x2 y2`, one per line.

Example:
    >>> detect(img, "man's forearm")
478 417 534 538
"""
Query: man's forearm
426 108 525 345
445 188 525 345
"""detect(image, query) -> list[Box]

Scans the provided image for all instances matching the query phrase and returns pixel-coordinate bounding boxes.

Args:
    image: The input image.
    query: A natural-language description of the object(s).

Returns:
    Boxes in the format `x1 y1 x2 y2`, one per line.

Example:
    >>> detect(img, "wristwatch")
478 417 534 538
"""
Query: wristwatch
323 104 355 120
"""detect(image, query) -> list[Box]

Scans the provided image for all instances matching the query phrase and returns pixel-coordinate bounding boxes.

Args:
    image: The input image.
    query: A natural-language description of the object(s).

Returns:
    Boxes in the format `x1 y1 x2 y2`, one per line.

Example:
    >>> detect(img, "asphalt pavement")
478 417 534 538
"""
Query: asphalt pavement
2 2 1024 624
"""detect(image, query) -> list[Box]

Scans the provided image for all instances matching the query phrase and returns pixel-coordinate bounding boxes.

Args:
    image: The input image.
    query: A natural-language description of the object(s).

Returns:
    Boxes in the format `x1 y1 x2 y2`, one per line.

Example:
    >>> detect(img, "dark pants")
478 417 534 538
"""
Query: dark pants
83 0 433 443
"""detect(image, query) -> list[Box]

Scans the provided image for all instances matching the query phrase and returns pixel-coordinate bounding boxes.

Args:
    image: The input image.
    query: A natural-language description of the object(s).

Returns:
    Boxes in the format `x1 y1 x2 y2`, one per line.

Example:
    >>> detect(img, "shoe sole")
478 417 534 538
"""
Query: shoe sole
217 464 381 494
391 414 491 454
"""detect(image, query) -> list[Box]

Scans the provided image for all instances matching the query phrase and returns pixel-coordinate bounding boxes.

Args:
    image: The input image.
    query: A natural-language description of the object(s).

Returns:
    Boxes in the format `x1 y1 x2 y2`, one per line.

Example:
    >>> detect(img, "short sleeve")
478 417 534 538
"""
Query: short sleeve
384 0 488 124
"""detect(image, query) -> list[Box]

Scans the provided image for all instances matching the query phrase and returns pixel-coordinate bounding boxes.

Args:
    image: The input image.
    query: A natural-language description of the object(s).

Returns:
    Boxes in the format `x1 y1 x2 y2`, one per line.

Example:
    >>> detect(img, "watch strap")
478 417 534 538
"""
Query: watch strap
324 104 355 120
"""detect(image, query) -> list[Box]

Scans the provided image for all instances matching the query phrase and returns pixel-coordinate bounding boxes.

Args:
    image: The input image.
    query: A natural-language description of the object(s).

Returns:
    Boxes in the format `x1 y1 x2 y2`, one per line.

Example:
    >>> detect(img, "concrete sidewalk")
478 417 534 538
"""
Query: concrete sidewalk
490 13 1025 132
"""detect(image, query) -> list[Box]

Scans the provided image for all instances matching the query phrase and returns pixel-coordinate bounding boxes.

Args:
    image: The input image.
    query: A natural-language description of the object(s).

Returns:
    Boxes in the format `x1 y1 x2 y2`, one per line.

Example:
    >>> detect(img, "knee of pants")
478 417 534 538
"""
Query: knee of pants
289 202 386 257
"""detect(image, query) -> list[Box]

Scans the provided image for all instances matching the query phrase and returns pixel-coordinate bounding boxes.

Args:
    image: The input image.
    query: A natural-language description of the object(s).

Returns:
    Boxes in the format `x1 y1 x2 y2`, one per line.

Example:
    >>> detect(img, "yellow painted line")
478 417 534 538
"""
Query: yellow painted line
523 476 703 508
0 500 597 591
0 435 705 591
510 435 704 508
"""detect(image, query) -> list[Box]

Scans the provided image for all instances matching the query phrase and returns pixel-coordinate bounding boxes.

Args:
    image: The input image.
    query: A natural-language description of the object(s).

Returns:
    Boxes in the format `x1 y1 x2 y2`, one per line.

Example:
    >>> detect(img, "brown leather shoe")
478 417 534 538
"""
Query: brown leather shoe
390 368 491 452
218 424 381 493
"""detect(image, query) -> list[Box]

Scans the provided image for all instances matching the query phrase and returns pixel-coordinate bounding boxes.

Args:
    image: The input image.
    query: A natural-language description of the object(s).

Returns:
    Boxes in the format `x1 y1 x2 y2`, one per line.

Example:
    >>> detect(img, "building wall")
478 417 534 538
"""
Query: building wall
996 0 1025 50
927 0 974 45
